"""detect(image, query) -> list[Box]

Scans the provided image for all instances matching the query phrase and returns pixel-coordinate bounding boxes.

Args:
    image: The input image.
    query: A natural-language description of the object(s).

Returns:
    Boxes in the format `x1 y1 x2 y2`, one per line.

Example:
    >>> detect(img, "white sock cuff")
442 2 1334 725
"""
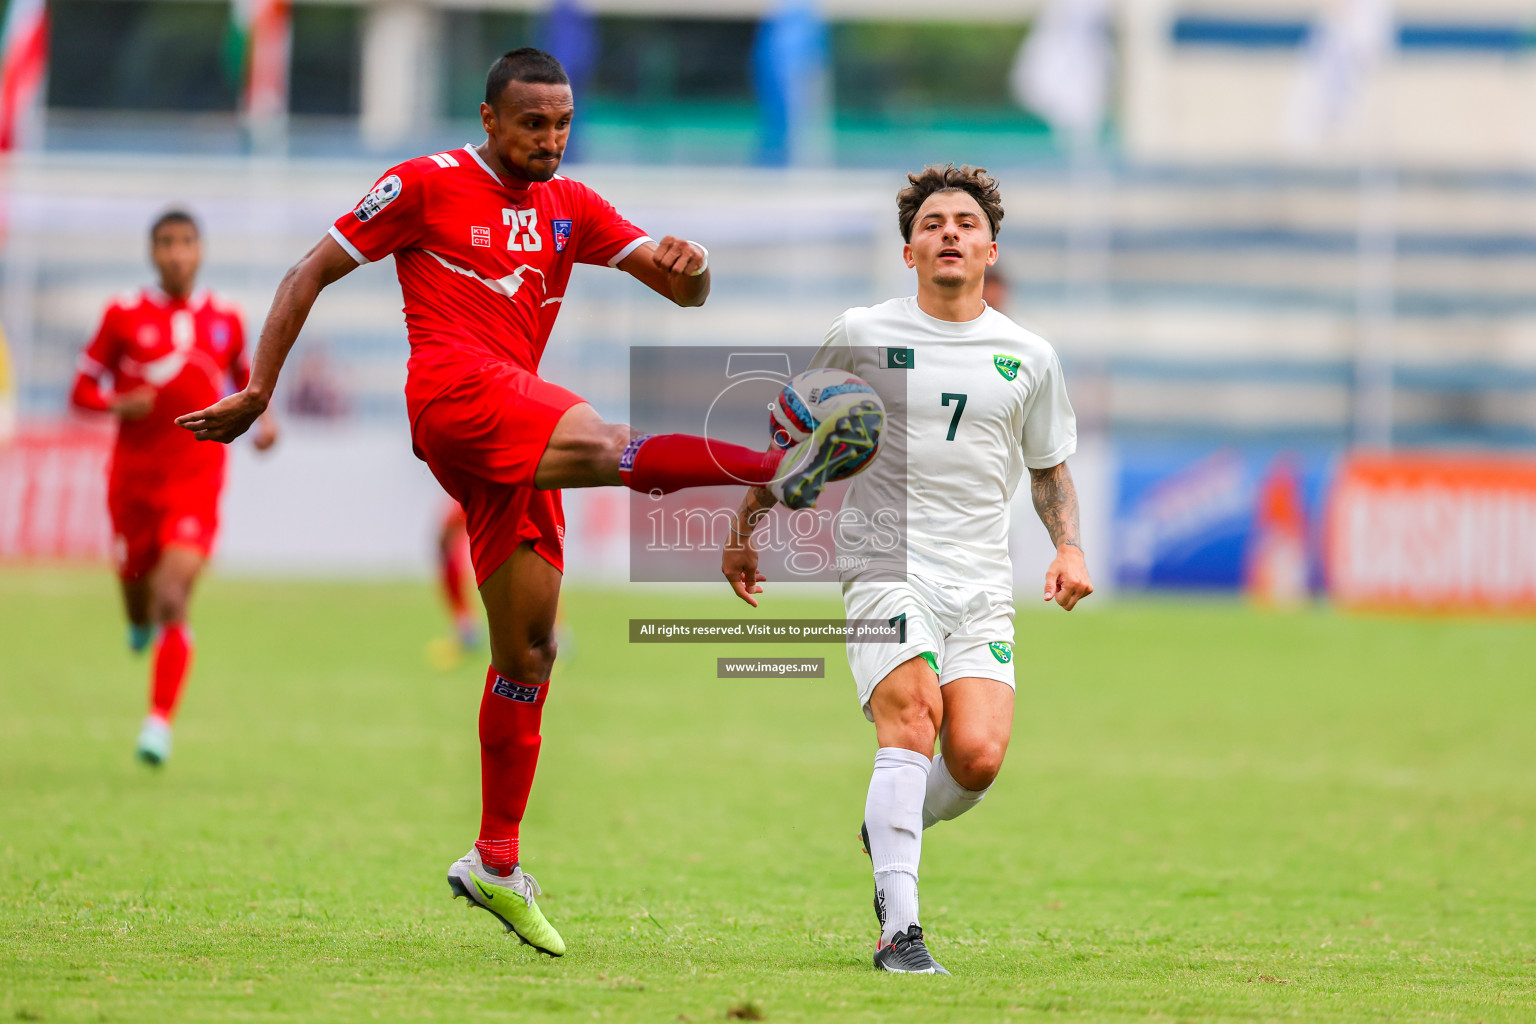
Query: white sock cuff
873 864 918 879
922 752 990 829
874 746 933 773
933 752 987 798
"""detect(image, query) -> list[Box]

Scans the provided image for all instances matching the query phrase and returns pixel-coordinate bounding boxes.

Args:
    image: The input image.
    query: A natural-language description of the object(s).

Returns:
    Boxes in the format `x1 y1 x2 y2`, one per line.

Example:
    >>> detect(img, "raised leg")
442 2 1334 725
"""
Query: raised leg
924 677 1013 828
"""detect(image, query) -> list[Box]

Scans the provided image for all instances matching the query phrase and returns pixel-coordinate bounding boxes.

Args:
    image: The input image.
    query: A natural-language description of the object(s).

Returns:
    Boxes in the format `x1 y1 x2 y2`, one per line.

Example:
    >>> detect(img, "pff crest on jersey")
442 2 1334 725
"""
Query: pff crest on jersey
988 641 1013 664
993 354 1022 381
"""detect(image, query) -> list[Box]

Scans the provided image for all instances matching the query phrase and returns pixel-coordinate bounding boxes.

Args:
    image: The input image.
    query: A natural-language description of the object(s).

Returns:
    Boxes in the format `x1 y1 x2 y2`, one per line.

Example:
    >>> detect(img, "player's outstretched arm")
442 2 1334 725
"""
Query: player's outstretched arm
721 485 777 607
617 236 710 308
252 412 279 452
176 235 358 443
1030 461 1094 611
71 371 154 420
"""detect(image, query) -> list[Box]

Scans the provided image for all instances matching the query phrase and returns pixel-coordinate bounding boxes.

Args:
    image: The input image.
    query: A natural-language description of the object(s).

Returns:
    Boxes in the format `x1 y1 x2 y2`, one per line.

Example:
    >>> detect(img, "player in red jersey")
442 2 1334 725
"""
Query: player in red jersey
429 500 481 663
439 501 478 649
176 48 882 955
71 209 278 766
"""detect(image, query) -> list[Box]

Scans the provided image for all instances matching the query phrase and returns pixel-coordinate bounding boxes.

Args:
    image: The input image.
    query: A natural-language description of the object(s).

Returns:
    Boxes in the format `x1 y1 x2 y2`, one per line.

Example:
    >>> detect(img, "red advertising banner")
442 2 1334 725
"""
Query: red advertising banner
1327 454 1536 613
0 421 112 561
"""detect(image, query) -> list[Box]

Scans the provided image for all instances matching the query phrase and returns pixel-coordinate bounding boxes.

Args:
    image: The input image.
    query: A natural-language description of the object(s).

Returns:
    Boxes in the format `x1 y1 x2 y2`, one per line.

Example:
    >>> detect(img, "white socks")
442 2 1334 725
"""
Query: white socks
865 748 996 943
922 752 990 829
864 746 930 943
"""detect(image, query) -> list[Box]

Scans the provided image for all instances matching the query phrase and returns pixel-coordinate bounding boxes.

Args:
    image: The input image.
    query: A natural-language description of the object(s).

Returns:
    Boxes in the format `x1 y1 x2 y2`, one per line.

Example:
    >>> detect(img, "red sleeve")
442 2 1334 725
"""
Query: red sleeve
70 372 111 412
571 181 651 268
328 160 426 265
71 305 121 412
227 313 251 392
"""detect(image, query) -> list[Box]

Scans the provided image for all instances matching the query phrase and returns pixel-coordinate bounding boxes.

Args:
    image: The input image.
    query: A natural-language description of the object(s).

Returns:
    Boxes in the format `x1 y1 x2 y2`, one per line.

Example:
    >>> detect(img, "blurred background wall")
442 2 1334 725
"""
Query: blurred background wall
4 0 1536 607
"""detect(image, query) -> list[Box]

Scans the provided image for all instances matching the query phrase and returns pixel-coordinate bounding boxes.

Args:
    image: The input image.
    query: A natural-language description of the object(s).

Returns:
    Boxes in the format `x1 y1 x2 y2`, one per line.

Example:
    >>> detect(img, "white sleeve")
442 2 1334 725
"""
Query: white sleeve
807 311 854 371
1021 351 1077 469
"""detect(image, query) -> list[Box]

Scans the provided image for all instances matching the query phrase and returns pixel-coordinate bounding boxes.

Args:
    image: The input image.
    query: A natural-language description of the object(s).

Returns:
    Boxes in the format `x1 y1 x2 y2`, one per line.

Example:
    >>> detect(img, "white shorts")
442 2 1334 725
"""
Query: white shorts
842 574 1016 721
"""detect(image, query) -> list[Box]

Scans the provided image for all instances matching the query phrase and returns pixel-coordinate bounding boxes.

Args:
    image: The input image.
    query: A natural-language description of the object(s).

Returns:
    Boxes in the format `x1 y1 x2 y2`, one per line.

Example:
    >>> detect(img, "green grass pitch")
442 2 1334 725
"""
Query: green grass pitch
3 568 1535 1022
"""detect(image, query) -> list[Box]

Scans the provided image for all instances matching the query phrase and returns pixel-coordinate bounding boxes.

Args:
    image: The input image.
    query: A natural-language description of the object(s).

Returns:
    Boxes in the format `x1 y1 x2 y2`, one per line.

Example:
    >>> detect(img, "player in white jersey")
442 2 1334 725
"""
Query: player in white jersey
721 165 1093 974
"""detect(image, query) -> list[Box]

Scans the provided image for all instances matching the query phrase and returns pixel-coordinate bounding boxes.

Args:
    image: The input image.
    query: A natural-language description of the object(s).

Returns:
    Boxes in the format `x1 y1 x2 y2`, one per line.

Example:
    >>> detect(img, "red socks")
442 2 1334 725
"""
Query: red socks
617 433 782 495
149 623 192 722
470 435 785 876
475 664 548 876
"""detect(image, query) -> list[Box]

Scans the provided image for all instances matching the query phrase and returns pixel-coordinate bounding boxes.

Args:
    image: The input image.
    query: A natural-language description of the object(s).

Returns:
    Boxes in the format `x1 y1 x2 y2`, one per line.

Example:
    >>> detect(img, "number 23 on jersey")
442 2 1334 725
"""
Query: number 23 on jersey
503 209 541 251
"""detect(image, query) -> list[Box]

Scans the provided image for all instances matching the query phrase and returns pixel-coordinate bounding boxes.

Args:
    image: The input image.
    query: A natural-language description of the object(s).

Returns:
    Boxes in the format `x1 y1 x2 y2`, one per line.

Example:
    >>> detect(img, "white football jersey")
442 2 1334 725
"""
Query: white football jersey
811 296 1076 593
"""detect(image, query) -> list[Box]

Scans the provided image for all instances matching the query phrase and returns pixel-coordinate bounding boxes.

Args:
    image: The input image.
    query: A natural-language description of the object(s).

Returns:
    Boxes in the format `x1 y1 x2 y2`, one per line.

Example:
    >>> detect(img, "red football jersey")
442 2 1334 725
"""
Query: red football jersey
74 287 249 486
328 146 650 420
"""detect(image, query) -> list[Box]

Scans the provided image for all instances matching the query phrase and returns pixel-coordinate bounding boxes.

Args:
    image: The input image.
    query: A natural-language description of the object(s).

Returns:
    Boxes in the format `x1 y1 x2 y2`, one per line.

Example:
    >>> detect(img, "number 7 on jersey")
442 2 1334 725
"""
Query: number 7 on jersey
941 392 968 441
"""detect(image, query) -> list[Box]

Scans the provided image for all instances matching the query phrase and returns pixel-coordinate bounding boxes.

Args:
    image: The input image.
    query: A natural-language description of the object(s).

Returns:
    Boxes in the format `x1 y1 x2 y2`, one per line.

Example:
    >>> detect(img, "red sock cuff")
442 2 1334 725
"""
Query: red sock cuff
475 837 519 875
617 433 782 494
486 669 548 707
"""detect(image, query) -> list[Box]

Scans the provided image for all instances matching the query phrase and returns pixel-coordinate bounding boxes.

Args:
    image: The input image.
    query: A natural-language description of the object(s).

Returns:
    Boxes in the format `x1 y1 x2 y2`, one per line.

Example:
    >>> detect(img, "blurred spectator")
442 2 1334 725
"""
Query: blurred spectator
538 0 596 161
0 323 14 445
753 0 830 166
287 347 349 420
1245 456 1309 608
983 265 1010 315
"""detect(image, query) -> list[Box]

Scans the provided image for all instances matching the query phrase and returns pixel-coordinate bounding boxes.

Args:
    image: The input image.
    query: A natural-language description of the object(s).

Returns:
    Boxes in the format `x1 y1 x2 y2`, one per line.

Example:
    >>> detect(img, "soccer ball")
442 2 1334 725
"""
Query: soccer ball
768 368 884 479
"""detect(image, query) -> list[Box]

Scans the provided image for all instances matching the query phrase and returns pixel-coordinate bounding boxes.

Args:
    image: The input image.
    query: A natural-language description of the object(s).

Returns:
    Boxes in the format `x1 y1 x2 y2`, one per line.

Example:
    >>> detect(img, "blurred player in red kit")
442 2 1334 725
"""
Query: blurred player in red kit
177 48 880 955
439 501 479 648
433 500 481 660
429 501 576 670
71 209 278 766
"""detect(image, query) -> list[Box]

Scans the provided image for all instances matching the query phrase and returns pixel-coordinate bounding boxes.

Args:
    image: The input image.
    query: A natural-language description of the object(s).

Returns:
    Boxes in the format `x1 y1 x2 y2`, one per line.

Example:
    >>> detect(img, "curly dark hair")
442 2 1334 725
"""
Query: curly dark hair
896 164 1004 241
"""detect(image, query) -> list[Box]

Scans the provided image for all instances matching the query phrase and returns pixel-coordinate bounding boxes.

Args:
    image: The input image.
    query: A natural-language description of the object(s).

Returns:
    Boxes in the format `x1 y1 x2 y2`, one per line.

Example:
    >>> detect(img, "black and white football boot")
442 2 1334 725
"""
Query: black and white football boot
859 821 885 930
769 399 884 510
873 924 950 975
862 823 950 974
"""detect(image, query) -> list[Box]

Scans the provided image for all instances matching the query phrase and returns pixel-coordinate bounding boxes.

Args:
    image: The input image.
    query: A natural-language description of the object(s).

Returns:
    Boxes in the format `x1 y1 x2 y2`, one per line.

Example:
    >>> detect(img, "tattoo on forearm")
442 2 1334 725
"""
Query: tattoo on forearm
1030 462 1081 551
748 486 778 518
731 485 778 542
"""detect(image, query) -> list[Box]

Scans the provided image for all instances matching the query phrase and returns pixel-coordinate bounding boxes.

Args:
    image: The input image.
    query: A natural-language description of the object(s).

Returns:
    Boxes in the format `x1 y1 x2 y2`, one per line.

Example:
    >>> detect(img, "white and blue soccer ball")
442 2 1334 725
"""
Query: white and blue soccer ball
768 367 884 478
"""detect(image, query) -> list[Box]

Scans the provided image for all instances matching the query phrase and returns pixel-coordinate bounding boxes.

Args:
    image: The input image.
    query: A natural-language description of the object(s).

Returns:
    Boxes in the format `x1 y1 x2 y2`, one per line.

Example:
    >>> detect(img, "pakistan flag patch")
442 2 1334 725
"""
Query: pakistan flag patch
988 641 1013 664
993 354 1021 381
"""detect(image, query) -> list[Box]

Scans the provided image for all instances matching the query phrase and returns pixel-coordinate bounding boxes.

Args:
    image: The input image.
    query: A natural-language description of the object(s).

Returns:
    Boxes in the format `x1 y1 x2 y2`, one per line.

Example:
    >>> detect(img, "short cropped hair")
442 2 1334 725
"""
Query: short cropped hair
150 208 199 242
896 164 1004 241
485 47 570 106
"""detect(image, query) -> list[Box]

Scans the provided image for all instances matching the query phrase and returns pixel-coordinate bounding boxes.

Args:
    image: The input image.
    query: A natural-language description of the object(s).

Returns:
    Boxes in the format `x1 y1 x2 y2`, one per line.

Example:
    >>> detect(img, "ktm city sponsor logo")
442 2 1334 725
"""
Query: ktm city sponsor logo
491 675 543 703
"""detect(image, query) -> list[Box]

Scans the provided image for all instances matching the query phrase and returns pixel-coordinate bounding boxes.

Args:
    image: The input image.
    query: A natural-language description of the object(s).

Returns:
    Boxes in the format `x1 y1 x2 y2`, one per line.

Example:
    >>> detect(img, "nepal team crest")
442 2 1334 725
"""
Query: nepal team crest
552 219 573 252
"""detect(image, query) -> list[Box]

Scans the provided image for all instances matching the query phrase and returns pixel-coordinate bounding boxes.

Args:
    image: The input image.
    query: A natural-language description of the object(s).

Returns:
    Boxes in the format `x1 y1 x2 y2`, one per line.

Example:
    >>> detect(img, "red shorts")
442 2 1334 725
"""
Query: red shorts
411 362 584 585
108 476 221 582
